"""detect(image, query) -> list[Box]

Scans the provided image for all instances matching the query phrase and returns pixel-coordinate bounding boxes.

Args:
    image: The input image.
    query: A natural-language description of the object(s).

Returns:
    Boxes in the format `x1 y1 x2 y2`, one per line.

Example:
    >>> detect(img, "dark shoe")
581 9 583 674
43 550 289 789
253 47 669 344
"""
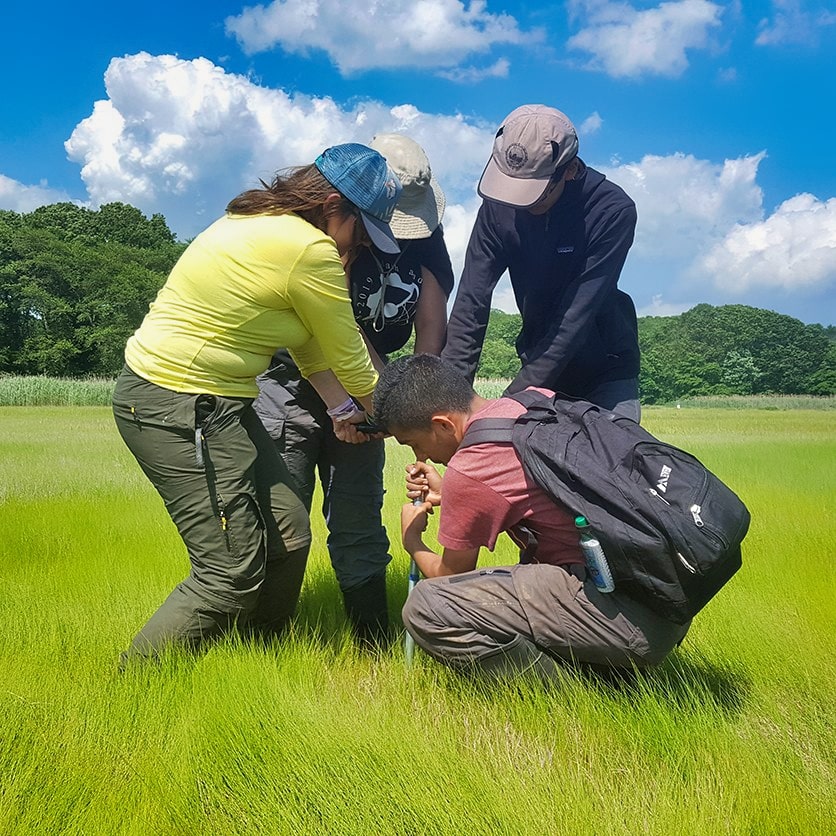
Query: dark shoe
342 573 389 647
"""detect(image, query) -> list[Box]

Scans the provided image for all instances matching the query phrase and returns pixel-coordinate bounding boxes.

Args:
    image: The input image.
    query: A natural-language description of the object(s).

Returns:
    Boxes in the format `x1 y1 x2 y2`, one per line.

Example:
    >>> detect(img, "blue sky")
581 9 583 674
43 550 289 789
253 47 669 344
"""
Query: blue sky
2 0 835 325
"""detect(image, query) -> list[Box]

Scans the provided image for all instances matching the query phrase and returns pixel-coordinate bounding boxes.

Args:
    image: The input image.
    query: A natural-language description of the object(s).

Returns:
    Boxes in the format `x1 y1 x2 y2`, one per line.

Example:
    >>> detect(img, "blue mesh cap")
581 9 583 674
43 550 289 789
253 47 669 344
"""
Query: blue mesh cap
315 143 402 253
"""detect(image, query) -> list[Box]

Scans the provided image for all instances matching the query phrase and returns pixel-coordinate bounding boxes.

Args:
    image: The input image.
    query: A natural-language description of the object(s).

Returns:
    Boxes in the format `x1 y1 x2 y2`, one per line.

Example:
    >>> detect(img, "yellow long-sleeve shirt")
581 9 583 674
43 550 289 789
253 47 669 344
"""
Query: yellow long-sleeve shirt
125 213 377 398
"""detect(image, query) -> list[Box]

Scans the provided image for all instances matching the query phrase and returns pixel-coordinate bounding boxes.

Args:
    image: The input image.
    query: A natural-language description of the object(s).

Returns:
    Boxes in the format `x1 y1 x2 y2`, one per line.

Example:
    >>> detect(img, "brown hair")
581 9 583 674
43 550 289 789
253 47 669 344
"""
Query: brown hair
226 164 355 232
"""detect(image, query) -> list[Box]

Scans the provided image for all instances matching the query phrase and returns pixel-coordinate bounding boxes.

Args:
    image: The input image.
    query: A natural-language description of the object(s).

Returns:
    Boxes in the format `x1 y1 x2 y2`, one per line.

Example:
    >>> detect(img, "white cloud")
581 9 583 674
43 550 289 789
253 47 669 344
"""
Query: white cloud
567 0 723 78
438 58 510 83
700 194 836 291
64 53 493 240
58 53 836 321
601 151 766 261
0 175 75 213
579 111 603 135
637 294 694 317
225 0 540 74
601 152 836 305
756 0 836 46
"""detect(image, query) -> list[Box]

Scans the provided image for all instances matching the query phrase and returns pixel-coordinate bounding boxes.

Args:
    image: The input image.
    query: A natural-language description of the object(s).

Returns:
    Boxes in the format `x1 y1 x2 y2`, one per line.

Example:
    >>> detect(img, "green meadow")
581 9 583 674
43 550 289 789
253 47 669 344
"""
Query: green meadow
0 404 834 834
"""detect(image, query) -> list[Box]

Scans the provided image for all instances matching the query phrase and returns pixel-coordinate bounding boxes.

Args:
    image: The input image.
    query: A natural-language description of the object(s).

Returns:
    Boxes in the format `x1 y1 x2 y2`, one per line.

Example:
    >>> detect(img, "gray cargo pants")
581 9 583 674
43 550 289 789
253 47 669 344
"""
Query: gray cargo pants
403 563 689 675
113 366 311 658
253 358 391 592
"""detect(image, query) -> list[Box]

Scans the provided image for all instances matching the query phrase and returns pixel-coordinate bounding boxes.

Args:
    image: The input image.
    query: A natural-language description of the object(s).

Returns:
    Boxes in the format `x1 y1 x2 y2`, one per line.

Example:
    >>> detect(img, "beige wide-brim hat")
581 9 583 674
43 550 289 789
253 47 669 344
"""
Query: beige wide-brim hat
369 133 446 240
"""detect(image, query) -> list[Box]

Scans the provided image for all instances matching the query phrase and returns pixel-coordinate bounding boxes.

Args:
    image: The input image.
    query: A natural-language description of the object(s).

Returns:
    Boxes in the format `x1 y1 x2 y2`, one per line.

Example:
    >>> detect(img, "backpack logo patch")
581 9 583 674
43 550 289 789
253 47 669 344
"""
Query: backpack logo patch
657 464 672 493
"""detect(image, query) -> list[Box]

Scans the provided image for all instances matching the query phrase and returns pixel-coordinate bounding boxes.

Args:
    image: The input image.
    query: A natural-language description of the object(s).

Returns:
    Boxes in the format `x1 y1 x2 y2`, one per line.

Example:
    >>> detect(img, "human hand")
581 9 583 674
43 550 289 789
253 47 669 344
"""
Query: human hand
405 462 442 506
332 416 386 444
401 499 431 548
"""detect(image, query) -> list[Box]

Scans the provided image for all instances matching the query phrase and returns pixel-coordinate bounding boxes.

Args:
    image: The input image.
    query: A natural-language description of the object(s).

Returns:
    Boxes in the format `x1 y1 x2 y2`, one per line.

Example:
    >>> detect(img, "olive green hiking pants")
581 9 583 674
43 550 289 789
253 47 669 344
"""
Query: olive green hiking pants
113 366 311 658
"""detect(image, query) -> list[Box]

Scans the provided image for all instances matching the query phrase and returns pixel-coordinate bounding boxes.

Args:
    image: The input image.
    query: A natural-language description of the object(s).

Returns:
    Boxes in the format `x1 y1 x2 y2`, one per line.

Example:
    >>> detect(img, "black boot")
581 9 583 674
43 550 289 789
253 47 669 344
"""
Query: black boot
342 573 389 647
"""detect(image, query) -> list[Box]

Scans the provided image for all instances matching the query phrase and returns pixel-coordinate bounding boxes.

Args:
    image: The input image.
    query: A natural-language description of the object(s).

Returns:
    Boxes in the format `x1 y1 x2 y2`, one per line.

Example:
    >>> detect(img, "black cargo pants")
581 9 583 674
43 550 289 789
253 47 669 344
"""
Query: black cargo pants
113 366 311 658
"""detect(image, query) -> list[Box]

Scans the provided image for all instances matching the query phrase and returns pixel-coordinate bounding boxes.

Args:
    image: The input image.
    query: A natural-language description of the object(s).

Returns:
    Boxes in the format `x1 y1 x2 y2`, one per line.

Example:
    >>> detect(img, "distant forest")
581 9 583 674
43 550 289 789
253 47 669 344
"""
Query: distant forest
474 306 835 403
2 202 834 403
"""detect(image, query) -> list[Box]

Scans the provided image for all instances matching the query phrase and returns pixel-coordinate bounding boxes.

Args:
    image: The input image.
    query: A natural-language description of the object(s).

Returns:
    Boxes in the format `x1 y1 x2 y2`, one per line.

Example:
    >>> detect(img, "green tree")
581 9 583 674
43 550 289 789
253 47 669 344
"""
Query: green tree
0 204 183 376
475 309 522 378
807 342 836 395
638 304 834 402
477 339 520 378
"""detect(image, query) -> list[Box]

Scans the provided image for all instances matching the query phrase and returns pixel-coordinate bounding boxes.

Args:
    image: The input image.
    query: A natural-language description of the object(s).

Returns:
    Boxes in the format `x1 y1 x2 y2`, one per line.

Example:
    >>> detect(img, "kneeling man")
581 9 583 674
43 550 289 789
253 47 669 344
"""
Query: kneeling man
373 354 688 679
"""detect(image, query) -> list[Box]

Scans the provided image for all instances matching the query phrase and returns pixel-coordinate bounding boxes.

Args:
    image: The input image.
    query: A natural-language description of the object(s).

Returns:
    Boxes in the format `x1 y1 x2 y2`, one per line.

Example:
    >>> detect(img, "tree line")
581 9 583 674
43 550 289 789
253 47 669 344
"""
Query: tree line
0 202 184 376
479 307 835 402
1 202 833 402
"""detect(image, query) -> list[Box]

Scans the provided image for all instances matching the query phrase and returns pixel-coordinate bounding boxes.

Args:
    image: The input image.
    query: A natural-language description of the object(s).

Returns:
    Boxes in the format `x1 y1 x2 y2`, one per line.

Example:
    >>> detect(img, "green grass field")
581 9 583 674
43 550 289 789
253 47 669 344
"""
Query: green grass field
1 406 834 834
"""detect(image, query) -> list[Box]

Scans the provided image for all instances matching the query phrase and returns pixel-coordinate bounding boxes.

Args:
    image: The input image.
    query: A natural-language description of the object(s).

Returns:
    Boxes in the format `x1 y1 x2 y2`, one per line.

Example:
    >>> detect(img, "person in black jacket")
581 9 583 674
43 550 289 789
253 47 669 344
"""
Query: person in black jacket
442 104 642 422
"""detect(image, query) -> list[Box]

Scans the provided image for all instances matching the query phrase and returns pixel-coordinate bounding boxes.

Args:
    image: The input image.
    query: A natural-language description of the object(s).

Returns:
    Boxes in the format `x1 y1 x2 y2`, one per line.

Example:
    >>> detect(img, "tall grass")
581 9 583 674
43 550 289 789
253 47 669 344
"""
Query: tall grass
473 377 511 399
0 374 115 406
2 374 832 410
1 407 834 834
674 394 835 410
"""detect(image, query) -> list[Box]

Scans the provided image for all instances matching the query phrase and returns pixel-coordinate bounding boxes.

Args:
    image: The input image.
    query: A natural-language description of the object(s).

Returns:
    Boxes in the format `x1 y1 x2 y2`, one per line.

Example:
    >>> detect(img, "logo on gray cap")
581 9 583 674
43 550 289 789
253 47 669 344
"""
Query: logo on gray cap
505 143 528 171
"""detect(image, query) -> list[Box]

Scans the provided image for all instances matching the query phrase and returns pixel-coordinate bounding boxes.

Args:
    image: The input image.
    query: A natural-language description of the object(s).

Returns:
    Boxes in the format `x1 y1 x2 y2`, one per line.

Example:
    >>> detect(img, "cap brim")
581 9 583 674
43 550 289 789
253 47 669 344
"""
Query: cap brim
477 157 551 208
389 177 445 240
361 212 400 253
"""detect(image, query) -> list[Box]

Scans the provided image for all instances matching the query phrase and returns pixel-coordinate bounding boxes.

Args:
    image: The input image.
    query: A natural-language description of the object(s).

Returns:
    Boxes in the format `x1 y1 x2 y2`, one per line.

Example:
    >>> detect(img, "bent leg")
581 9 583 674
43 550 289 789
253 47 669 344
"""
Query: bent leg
245 406 311 636
113 369 306 657
403 563 687 678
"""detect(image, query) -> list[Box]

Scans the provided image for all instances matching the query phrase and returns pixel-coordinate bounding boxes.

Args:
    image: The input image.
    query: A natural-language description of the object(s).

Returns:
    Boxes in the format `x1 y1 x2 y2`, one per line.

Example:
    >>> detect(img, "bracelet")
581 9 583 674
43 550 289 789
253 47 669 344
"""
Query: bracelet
327 397 362 422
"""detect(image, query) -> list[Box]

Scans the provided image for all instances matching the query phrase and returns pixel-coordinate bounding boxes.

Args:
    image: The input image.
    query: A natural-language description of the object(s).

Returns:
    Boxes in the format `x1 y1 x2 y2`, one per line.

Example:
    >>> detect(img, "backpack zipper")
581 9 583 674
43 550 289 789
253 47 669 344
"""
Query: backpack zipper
649 487 671 505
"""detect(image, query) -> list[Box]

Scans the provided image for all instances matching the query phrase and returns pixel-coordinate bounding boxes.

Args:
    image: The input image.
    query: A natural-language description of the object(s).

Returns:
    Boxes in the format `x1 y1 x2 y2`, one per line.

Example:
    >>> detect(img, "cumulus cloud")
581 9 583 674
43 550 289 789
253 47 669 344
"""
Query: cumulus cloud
567 0 723 78
601 152 836 303
225 0 540 74
0 175 75 213
579 111 603 135
58 52 836 319
756 0 836 46
700 194 836 291
64 53 493 240
438 58 510 83
601 152 766 260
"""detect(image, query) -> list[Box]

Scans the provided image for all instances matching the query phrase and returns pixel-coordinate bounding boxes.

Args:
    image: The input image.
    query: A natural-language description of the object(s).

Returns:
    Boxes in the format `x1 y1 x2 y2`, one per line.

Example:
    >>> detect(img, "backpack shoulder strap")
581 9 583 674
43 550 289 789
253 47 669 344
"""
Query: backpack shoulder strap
459 417 516 449
504 389 545 410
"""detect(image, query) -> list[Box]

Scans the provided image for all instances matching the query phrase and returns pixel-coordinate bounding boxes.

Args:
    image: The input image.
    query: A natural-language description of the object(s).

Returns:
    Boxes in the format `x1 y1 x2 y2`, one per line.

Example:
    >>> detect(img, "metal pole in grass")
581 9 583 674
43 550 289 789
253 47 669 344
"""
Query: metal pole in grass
404 498 423 668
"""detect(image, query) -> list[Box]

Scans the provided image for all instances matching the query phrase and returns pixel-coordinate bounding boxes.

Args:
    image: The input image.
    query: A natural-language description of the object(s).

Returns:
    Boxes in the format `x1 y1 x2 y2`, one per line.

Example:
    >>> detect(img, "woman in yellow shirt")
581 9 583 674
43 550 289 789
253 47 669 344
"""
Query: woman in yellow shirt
113 144 401 664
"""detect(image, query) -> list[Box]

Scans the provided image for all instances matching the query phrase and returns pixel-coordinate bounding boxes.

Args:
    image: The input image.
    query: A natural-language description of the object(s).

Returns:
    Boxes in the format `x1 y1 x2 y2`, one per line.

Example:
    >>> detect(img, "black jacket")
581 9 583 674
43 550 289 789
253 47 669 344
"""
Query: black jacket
442 163 640 396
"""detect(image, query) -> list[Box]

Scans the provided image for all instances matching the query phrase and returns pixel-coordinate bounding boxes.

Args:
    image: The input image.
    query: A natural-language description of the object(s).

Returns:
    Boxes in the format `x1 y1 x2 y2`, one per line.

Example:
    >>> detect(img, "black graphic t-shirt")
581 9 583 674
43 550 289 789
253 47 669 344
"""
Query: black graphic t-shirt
350 225 454 355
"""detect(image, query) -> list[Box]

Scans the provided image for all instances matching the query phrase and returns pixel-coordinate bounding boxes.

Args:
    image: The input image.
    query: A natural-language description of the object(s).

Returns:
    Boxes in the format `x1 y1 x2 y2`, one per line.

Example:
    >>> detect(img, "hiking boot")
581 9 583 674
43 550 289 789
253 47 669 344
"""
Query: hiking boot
342 572 389 647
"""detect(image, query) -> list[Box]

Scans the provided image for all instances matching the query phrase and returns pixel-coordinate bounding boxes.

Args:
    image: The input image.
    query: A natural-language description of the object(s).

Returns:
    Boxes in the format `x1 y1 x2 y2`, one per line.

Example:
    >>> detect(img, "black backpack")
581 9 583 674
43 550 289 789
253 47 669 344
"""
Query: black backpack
460 390 750 624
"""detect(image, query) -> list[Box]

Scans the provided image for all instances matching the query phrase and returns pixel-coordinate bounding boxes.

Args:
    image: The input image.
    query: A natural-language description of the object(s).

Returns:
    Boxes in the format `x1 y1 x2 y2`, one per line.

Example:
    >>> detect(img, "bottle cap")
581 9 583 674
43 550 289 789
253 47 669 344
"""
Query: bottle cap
574 515 588 528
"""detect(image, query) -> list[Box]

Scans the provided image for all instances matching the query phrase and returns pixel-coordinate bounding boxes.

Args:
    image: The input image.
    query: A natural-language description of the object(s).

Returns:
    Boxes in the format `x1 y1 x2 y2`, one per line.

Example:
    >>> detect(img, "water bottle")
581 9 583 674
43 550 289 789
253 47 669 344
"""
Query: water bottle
575 516 615 593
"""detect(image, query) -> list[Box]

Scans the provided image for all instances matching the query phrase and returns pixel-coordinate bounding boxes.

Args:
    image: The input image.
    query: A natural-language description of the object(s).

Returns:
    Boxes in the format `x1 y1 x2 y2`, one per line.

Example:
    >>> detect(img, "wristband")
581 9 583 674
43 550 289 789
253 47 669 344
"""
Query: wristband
327 397 362 422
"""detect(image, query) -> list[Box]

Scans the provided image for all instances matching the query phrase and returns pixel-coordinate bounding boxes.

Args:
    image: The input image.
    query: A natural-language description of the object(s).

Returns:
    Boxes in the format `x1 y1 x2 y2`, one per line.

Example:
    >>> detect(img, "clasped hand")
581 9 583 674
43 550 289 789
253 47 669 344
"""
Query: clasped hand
400 460 442 546
331 415 387 444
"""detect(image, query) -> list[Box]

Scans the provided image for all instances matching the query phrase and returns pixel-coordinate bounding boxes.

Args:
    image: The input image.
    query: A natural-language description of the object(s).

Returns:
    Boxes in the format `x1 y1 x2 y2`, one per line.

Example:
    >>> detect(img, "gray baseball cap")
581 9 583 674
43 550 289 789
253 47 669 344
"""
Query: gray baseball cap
478 105 579 208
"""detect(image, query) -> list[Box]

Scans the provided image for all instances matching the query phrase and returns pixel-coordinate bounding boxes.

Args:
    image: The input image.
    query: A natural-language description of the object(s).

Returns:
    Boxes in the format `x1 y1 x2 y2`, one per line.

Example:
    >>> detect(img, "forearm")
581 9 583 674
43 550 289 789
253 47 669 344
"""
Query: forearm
413 270 448 355
441 209 506 380
402 534 477 579
402 536 448 579
307 369 374 414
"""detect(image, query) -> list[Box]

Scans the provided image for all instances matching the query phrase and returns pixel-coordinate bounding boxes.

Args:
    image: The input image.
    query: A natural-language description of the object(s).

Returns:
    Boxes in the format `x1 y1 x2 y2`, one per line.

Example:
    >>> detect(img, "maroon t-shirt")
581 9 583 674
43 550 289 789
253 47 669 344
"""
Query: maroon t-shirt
438 390 583 566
